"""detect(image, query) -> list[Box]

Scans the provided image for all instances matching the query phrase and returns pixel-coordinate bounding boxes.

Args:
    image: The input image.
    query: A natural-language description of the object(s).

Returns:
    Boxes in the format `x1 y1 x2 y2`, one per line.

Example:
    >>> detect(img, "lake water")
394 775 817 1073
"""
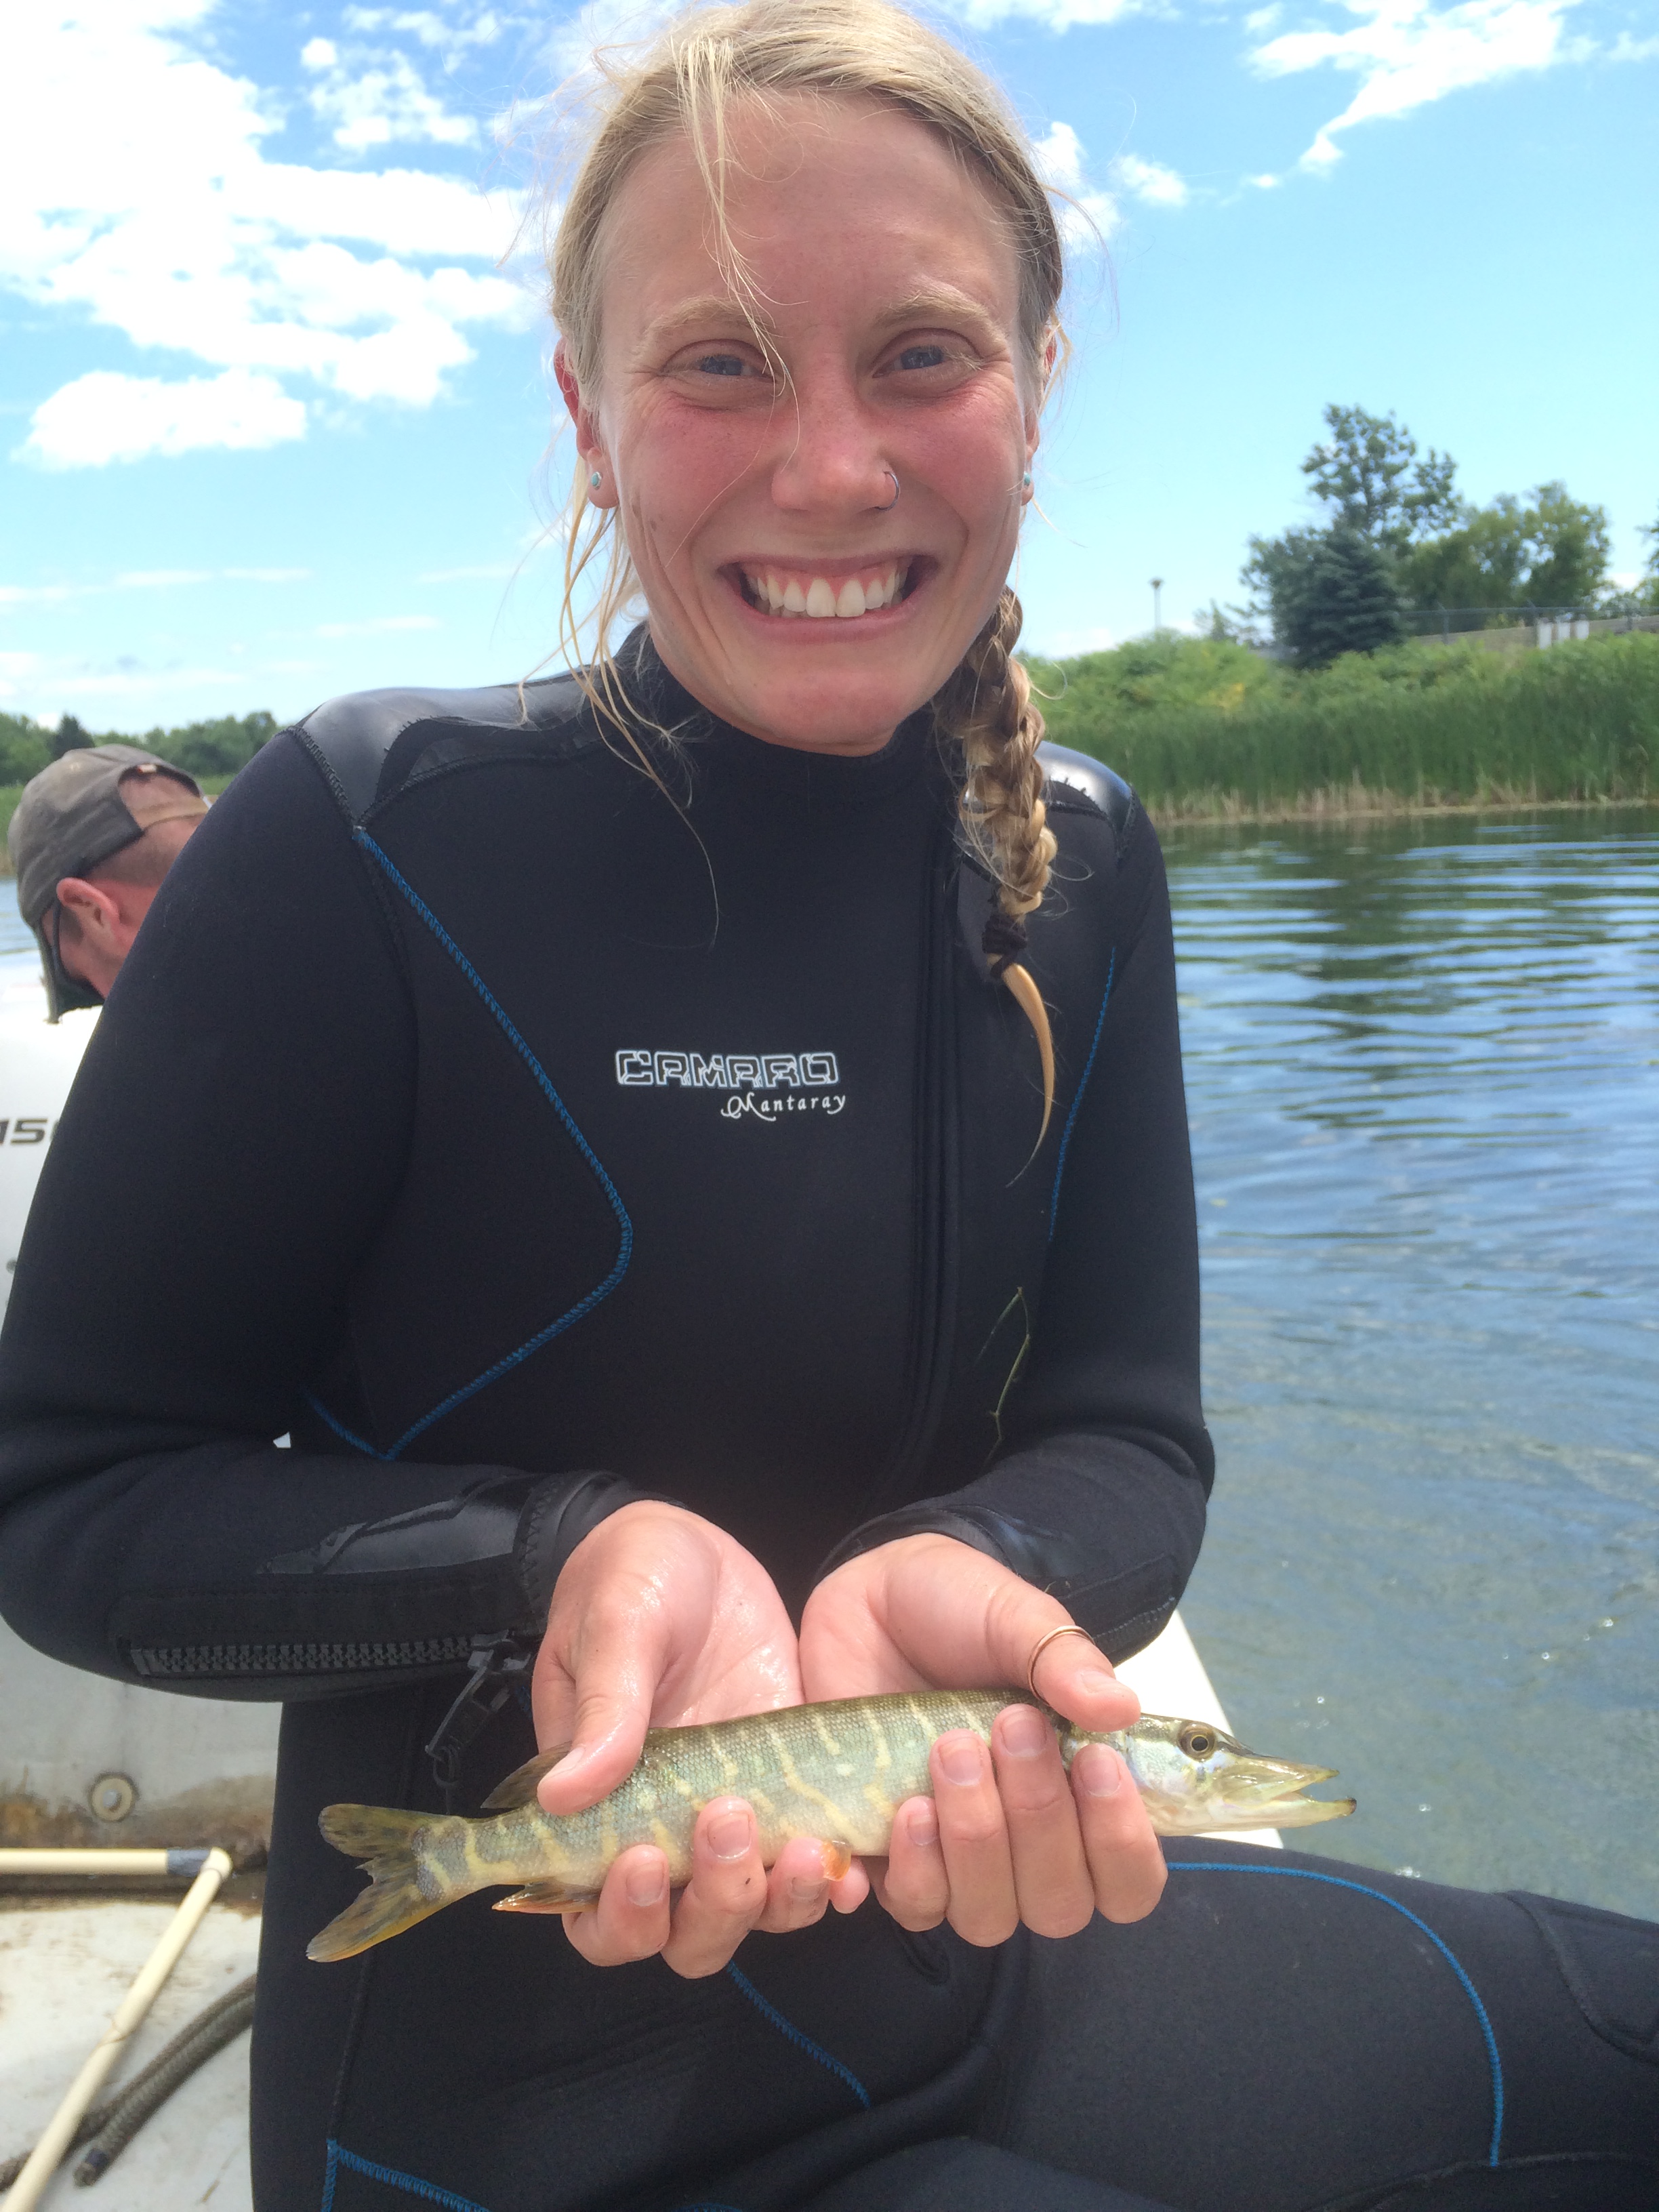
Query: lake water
2 809 1654 1919
1165 809 1658 1921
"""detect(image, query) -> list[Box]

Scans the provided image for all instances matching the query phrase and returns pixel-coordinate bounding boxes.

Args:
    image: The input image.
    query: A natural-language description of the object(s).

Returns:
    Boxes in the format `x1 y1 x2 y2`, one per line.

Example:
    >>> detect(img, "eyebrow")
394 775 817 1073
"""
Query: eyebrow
636 282 1006 354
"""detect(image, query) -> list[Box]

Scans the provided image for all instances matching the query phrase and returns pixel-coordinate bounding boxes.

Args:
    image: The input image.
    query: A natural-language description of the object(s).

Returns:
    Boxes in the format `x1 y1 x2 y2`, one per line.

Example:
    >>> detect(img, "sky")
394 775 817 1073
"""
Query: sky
2 0 1656 732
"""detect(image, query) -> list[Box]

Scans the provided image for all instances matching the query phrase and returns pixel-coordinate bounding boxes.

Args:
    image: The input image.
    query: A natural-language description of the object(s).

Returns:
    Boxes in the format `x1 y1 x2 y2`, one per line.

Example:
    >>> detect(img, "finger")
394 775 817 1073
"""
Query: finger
535 1597 674 1817
1025 1627 1139 1736
560 1845 671 1967
872 1796 950 1931
993 1702 1096 1939
1072 1744 1168 1925
659 1799 769 1979
754 1835 842 1936
827 1858 871 1914
931 1731 1018 1948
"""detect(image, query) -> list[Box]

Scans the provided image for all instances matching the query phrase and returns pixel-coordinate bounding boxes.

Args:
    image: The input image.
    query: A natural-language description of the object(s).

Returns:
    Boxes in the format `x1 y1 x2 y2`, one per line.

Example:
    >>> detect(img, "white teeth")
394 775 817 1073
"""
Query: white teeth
745 565 907 616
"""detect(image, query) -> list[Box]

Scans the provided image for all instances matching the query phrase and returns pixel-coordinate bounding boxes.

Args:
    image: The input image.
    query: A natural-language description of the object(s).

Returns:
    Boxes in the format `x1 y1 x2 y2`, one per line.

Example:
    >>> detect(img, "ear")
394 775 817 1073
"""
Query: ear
1025 330 1059 464
55 877 120 935
554 338 615 510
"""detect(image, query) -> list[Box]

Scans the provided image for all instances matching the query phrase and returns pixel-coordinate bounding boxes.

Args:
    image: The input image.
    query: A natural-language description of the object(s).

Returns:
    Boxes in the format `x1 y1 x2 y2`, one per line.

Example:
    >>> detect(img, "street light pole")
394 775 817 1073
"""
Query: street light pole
1150 577 1164 634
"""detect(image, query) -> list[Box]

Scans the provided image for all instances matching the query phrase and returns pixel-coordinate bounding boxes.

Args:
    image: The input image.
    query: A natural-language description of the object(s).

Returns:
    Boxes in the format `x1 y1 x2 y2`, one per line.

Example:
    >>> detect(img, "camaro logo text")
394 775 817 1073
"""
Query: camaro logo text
615 1050 840 1090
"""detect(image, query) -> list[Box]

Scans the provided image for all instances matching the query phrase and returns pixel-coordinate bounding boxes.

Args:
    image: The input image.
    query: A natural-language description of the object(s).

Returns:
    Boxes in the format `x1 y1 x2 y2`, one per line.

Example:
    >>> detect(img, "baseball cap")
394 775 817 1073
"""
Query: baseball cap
8 745 205 1019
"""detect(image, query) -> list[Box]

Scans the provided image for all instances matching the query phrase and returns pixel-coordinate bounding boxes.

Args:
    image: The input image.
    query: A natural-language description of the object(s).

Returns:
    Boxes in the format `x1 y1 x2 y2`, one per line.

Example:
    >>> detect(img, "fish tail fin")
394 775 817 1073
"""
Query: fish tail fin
308 1803 451 1962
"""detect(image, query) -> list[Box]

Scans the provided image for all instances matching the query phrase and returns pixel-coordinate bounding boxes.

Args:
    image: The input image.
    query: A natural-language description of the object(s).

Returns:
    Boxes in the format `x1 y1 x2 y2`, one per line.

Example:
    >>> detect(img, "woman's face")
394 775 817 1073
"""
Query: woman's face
560 96 1041 756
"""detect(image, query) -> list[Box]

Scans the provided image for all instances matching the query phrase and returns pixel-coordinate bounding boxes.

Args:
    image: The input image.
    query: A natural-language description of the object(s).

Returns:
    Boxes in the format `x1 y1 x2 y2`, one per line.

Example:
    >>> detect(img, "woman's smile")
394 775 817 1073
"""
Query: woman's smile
560 93 1038 755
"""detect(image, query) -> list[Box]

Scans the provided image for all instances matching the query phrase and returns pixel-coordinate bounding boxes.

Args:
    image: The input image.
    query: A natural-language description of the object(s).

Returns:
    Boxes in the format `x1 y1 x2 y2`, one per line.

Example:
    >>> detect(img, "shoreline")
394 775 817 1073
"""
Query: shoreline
1148 789 1658 830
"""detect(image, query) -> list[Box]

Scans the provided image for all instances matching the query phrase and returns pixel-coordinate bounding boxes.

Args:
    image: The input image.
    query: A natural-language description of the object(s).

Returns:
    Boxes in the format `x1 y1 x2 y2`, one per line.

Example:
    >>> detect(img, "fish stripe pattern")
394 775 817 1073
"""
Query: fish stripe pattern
308 1690 1354 1961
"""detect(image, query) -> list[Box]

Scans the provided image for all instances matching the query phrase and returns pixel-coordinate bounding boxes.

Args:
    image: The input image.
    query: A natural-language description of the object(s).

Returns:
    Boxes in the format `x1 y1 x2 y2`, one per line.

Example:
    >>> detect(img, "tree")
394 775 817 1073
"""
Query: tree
146 711 278 779
1397 483 1610 617
1302 404 1462 550
1244 523 1406 668
0 714 52 784
51 712 94 758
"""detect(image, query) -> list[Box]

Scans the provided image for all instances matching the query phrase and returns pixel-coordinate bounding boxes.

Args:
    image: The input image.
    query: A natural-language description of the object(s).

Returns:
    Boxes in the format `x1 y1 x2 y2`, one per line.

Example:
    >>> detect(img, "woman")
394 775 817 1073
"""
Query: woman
0 5 1652 2208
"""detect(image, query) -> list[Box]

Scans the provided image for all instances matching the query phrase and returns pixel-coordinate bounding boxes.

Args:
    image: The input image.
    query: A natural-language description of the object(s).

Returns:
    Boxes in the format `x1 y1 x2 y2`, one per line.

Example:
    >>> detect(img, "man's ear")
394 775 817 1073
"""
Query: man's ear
55 877 120 935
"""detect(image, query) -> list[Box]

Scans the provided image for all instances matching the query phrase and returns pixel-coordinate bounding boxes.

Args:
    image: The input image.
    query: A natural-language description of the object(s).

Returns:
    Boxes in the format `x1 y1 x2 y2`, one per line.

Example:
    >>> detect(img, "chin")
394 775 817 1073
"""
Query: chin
745 680 931 754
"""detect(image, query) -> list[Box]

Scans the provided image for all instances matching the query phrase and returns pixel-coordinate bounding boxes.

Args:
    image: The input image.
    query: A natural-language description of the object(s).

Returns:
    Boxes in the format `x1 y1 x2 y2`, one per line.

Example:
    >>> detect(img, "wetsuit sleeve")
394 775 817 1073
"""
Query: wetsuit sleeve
819 809 1213 1663
0 735 653 1700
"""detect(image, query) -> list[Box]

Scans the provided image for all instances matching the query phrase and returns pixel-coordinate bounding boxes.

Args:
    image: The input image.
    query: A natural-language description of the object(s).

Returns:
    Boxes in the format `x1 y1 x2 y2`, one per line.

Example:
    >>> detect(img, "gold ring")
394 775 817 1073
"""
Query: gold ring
1025 1623 1099 1700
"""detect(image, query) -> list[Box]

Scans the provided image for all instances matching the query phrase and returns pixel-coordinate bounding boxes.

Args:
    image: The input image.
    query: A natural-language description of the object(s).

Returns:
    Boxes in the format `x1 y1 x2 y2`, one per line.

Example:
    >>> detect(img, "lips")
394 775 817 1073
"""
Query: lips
738 560 911 618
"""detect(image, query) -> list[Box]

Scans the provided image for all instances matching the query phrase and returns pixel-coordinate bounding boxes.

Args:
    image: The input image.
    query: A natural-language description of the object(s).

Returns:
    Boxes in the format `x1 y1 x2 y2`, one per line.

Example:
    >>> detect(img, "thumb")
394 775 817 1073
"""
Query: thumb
534 1603 673 1818
989 1591 1139 1736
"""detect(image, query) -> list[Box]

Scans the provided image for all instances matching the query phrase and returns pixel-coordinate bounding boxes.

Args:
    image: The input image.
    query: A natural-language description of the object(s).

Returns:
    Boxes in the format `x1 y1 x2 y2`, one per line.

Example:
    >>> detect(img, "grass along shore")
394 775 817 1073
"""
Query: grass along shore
1024 629 1658 823
1 633 1654 865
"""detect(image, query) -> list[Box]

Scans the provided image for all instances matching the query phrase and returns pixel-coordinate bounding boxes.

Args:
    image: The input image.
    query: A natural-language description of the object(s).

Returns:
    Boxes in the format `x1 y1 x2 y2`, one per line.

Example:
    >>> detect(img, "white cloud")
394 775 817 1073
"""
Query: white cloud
933 0 1154 27
0 584 81 607
0 2 531 467
306 52 480 151
18 369 308 470
1032 123 1191 245
0 566 312 603
1607 30 1659 59
316 614 441 635
346 7 517 61
1248 0 1582 170
1113 151 1189 207
1033 121 1124 247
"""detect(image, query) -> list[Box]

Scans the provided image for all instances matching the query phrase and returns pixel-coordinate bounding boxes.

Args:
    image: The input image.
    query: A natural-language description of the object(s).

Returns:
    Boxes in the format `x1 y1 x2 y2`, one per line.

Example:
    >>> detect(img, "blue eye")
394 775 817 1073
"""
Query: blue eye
695 354 747 377
897 344 947 371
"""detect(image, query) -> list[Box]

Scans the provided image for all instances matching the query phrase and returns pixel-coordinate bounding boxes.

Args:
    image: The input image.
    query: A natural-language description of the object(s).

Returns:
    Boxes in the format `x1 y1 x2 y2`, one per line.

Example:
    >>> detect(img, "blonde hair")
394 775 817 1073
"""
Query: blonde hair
546 0 1065 1136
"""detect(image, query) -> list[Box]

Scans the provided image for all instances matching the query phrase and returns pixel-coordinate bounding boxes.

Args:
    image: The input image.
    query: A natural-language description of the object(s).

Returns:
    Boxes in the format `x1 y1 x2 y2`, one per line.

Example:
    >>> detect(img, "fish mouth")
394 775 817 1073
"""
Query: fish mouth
1212 1759 1353 1830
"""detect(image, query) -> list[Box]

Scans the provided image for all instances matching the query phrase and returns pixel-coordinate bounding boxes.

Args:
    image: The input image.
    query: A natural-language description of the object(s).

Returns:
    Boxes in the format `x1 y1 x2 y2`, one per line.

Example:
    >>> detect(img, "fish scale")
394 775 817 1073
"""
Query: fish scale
308 1689 1353 1962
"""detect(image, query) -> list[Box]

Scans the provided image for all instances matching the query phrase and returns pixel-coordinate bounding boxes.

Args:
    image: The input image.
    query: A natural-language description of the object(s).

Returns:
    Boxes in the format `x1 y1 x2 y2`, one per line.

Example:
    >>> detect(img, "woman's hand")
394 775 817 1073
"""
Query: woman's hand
531 1500 865 1975
798 1532 1167 1943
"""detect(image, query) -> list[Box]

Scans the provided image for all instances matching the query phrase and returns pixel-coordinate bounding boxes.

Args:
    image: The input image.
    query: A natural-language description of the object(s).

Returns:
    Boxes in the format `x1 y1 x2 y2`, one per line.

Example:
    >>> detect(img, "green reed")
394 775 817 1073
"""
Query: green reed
1027 631 1659 821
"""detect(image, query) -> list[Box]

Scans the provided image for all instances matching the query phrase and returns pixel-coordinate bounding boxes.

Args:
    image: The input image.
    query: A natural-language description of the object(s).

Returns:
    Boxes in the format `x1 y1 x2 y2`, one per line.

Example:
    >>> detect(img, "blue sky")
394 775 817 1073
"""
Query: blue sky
2 0 1655 732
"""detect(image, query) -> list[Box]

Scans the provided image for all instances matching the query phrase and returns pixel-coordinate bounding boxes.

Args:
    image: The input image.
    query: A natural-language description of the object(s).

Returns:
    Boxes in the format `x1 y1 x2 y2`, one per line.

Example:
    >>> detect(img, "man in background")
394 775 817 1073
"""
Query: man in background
8 745 207 1019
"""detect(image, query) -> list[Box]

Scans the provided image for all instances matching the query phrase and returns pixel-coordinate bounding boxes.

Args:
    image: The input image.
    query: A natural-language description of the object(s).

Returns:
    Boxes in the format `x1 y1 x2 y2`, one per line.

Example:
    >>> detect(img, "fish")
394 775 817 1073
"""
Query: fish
308 1688 1354 1961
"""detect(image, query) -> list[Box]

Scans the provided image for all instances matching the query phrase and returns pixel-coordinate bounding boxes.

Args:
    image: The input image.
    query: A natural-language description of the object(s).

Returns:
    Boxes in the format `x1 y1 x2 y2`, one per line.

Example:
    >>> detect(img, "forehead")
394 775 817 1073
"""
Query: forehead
596 94 1020 354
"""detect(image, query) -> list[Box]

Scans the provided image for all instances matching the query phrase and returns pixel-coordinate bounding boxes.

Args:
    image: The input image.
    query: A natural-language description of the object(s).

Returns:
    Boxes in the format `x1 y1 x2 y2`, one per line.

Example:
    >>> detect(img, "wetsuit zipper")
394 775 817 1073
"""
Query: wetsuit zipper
125 1633 477 1680
853 817 962 1524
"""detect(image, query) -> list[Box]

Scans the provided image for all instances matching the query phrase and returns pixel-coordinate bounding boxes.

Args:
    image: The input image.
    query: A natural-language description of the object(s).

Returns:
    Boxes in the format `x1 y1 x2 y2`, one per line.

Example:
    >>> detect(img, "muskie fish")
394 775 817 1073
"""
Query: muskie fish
309 1689 1353 1961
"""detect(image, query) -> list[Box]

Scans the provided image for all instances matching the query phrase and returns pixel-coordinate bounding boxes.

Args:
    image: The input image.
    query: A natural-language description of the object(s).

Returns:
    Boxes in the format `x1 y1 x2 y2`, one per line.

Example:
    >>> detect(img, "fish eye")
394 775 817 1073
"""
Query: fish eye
1179 1725 1217 1759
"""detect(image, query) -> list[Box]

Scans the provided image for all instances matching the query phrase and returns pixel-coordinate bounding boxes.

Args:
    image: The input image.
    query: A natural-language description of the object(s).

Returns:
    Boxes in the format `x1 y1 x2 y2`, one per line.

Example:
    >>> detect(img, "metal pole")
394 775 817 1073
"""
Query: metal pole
1150 577 1164 633
1 1847 232 2212
0 1849 215 1879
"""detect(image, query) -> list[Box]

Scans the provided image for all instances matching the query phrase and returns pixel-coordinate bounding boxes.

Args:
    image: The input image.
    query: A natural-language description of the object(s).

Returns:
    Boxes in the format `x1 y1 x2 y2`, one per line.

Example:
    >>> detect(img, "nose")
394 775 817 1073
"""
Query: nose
768 374 893 517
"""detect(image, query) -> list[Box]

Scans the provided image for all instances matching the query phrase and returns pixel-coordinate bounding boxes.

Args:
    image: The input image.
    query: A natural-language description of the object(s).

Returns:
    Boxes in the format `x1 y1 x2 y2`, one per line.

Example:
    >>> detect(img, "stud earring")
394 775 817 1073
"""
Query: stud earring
589 470 603 491
1021 471 1033 491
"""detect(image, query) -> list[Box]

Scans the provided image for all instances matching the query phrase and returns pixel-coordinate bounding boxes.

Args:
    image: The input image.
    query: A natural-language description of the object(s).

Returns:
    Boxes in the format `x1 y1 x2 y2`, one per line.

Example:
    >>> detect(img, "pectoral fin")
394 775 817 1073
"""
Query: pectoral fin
493 1878 598 1914
482 1746 571 1811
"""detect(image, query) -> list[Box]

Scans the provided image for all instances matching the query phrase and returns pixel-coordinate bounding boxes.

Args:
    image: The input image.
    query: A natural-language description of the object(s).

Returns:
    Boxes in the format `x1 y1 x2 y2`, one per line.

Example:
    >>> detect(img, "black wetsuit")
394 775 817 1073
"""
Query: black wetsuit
0 642 1652 2212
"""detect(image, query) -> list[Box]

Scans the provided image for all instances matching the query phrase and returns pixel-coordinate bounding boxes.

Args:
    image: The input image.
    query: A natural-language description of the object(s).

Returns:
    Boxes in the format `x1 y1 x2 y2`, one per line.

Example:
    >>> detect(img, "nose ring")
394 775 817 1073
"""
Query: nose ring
876 470 899 512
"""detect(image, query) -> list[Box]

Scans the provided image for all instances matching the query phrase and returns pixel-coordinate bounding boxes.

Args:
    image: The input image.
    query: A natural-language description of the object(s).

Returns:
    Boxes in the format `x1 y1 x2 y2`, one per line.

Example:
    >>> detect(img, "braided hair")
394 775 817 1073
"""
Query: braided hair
933 587 1058 1143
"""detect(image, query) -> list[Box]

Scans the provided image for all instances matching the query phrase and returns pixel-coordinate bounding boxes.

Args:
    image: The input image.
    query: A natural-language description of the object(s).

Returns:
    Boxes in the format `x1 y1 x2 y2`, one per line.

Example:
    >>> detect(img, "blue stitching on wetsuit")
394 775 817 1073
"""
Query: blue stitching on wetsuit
321 2139 494 2211
725 1964 872 2110
1048 950 1115 1242
1166 1862 1504 2165
303 830 634 1460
